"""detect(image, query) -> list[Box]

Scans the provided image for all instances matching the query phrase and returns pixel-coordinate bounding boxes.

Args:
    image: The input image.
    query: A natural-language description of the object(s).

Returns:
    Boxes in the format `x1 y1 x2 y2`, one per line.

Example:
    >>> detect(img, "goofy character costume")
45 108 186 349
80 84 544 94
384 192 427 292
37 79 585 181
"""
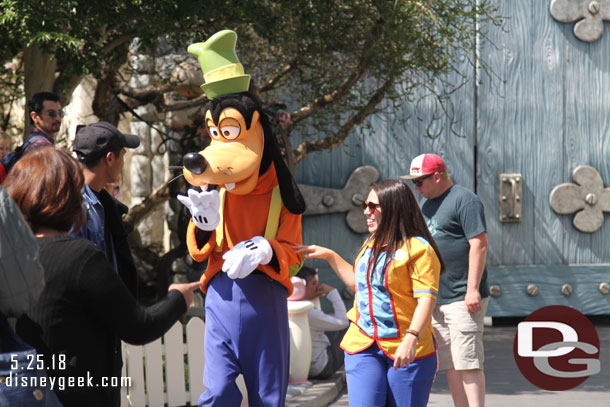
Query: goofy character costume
178 30 305 407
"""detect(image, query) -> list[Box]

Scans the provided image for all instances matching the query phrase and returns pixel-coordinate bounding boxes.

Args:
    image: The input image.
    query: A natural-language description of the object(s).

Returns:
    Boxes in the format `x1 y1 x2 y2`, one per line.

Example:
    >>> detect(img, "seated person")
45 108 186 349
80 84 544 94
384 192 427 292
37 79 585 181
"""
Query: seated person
294 266 349 379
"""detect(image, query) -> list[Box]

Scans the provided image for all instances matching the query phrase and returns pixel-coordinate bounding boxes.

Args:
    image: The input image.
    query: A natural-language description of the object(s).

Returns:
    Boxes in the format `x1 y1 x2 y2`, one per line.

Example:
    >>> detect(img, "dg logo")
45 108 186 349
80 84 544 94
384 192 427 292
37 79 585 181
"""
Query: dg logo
513 305 600 391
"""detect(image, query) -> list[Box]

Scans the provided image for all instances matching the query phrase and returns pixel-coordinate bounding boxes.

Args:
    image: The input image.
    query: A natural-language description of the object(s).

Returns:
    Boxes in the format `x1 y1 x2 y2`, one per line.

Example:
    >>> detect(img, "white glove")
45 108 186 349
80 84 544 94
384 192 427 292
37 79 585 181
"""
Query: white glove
222 236 273 279
177 188 221 231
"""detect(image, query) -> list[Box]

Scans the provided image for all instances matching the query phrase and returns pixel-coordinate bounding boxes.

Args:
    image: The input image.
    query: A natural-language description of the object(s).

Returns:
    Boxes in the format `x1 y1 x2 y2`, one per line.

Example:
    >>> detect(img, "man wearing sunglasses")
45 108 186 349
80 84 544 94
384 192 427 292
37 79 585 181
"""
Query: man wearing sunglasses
23 92 64 155
402 153 489 407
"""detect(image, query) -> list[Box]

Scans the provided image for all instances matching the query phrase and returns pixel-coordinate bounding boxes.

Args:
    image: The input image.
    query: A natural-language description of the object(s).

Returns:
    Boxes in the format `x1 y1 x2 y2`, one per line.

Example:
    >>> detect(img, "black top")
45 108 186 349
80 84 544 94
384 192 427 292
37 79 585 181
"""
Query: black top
98 188 139 297
17 235 186 407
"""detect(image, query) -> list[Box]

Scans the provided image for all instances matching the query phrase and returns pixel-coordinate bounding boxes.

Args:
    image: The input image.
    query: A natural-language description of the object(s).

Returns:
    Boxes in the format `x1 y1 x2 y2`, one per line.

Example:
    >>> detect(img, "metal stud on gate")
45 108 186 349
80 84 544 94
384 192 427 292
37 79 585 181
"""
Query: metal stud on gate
526 284 539 296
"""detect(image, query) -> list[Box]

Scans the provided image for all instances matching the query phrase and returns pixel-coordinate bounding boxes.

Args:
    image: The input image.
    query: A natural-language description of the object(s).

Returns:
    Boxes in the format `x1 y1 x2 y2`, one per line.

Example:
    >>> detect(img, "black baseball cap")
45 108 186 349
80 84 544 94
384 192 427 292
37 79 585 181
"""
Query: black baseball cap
73 121 140 159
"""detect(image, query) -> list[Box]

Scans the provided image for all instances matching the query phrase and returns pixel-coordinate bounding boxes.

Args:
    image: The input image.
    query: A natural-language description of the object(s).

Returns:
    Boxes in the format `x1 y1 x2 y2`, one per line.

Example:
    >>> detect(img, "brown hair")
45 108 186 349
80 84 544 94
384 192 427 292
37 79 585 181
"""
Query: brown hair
367 179 446 279
296 266 318 283
4 147 85 233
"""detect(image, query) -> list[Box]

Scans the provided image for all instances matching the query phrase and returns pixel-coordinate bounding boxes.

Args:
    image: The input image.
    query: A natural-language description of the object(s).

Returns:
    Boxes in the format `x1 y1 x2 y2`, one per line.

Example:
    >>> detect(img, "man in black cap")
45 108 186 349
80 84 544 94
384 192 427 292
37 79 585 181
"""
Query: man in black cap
71 121 141 296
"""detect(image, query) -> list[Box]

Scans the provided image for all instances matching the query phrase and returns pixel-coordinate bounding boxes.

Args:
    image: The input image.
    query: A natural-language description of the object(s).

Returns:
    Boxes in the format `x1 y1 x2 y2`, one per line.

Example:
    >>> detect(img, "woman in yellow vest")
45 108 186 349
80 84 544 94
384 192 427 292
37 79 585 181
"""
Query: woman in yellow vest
297 179 445 407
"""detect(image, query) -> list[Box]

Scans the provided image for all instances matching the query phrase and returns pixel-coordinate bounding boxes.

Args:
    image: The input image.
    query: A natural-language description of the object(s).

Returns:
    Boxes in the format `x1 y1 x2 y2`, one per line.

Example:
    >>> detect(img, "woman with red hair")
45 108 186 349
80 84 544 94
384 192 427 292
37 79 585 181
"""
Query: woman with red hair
5 147 199 407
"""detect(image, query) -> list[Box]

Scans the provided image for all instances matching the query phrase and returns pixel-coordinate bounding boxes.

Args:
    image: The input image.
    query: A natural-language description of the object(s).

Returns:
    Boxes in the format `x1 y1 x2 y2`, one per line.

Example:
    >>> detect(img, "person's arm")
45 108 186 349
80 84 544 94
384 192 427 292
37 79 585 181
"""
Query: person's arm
465 232 487 314
393 240 440 369
393 297 436 369
307 288 349 331
78 248 198 345
294 245 355 290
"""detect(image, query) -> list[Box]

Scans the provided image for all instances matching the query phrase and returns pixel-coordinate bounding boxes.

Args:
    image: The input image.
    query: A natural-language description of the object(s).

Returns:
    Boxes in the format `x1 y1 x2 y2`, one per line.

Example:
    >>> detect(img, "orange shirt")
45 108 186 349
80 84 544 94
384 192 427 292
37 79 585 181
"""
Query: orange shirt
341 237 440 360
186 165 303 295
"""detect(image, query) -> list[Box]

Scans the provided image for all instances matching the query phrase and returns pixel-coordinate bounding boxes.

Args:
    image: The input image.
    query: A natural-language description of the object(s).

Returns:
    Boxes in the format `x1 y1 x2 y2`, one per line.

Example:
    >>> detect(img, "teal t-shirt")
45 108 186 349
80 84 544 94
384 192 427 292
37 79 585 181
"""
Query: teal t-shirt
421 184 489 304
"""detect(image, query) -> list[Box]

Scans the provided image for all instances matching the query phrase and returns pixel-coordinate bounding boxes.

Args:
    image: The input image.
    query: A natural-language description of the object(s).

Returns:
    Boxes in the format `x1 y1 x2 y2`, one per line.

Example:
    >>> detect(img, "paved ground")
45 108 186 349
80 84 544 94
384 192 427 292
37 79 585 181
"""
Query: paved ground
325 322 610 406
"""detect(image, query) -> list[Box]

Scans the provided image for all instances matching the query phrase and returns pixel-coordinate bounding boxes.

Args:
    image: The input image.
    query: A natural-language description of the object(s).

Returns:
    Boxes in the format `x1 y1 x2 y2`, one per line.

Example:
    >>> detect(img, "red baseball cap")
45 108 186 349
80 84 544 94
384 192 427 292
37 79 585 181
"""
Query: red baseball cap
401 153 446 179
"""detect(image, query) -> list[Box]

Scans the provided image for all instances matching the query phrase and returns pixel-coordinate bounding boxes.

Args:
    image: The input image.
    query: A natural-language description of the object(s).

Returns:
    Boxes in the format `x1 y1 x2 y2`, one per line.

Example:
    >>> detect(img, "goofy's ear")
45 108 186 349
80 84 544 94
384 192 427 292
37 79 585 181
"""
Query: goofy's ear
275 150 306 215
271 137 306 215
258 108 305 214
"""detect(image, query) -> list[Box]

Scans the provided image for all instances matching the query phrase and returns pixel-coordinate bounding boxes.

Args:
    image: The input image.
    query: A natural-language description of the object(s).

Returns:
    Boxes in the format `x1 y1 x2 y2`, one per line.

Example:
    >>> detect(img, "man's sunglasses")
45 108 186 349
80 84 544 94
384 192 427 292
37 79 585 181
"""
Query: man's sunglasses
361 201 380 211
412 173 434 187
43 109 65 119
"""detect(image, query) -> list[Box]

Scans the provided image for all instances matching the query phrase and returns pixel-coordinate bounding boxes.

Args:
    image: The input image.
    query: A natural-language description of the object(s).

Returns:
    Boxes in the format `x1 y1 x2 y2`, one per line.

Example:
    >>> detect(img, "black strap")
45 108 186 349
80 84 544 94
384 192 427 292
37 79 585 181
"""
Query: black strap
17 134 47 153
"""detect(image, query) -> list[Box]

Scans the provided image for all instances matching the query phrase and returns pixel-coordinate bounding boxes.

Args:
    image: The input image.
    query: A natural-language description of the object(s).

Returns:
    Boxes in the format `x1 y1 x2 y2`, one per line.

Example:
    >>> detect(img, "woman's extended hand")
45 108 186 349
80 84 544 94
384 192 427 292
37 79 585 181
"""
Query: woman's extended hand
294 244 356 290
294 244 333 260
393 333 417 370
169 281 202 312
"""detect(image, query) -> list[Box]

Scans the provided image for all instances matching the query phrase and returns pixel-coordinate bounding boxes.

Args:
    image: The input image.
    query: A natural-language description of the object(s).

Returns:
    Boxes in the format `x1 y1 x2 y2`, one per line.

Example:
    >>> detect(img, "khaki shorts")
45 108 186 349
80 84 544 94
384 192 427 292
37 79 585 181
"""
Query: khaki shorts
432 297 488 371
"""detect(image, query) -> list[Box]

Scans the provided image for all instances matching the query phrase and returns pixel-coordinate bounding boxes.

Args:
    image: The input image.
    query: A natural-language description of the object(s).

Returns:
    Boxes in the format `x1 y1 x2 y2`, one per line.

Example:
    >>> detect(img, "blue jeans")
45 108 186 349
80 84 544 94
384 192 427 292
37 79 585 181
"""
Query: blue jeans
345 342 437 407
0 315 63 407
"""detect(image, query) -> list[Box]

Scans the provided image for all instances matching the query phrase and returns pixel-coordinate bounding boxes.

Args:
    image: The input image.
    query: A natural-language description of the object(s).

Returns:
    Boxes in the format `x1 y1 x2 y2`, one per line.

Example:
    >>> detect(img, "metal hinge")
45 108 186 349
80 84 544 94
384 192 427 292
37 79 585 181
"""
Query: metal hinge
499 173 522 223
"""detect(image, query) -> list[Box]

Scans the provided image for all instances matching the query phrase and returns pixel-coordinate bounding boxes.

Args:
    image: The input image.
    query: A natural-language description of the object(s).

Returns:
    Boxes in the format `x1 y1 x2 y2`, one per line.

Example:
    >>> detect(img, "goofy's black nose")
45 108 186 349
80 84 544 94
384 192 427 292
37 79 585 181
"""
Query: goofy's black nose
183 152 207 175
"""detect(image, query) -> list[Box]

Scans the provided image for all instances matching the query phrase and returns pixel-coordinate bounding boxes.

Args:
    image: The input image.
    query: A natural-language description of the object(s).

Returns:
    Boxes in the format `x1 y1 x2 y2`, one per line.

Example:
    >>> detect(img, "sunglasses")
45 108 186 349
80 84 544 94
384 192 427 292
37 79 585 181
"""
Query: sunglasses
412 173 434 187
361 201 380 211
43 109 65 119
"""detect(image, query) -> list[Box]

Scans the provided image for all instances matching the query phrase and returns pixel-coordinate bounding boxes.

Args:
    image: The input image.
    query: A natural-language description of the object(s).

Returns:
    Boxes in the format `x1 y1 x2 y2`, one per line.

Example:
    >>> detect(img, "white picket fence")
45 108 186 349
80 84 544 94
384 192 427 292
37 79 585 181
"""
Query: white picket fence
120 316 250 407
120 300 314 407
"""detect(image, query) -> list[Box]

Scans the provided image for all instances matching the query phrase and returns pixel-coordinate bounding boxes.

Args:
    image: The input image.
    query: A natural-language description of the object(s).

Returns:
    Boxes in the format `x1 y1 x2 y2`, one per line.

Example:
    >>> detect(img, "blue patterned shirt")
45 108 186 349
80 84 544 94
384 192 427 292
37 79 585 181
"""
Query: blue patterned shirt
71 185 118 273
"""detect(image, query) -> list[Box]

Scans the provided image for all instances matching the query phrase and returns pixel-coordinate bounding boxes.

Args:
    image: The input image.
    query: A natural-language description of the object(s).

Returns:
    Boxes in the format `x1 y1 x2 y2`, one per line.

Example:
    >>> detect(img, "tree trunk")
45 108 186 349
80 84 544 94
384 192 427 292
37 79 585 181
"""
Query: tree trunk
92 73 125 125
22 44 57 140
122 182 171 234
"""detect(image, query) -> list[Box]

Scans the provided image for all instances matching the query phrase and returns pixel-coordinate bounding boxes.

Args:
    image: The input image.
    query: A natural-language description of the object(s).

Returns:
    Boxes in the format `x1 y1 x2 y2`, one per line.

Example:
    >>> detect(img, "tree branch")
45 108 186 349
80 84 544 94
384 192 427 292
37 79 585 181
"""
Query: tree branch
123 182 171 233
103 33 135 54
292 74 395 164
102 22 218 55
118 87 208 112
162 95 209 111
289 18 385 125
290 56 369 124
258 58 298 93
119 86 172 104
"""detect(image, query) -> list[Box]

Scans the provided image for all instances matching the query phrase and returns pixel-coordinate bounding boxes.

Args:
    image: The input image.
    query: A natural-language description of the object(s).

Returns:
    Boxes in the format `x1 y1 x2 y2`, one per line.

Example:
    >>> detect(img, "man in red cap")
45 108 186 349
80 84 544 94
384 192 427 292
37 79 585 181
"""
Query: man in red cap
402 153 489 407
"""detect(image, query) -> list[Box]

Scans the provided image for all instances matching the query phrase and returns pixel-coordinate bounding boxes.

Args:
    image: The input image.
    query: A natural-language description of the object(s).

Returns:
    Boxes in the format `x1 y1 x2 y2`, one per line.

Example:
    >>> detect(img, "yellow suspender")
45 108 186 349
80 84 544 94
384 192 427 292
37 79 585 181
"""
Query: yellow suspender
214 185 282 251
264 185 282 240
214 188 227 251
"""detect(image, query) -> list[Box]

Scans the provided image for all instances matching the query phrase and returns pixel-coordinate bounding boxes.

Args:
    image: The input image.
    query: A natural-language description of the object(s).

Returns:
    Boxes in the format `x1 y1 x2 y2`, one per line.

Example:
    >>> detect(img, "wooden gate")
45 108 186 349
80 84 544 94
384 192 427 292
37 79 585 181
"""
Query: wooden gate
295 1 610 316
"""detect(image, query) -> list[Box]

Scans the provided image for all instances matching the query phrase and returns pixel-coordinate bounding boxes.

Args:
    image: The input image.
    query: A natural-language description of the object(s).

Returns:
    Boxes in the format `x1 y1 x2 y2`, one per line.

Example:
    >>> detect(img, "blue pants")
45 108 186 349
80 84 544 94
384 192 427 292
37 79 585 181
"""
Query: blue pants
344 342 437 407
198 272 290 407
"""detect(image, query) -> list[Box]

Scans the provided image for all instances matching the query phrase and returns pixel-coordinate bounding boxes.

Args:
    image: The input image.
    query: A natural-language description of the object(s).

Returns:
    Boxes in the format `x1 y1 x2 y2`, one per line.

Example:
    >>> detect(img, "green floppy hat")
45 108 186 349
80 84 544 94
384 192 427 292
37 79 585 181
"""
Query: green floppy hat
188 30 251 99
